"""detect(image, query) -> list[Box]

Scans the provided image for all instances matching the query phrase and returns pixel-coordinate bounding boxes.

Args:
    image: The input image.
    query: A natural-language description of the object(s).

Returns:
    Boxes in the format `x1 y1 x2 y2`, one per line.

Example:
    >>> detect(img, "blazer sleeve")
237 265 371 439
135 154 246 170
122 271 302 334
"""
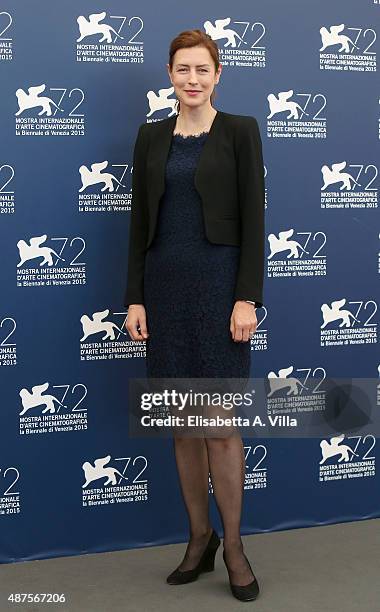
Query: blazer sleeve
234 116 265 309
123 123 150 307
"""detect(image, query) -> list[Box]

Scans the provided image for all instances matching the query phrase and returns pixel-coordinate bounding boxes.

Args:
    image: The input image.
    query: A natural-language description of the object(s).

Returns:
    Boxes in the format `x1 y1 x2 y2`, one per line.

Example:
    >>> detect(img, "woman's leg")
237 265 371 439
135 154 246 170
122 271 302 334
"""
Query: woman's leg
205 431 256 586
172 435 213 571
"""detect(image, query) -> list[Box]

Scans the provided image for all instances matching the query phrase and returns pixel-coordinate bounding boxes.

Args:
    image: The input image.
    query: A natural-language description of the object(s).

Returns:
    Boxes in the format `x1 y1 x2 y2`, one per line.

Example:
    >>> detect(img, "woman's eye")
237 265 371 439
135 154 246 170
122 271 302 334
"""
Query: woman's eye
177 68 208 72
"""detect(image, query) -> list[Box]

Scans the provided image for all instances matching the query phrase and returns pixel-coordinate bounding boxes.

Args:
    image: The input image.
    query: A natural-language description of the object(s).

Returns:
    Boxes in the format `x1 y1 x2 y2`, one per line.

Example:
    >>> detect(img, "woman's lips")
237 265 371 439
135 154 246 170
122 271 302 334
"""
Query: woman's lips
185 90 201 95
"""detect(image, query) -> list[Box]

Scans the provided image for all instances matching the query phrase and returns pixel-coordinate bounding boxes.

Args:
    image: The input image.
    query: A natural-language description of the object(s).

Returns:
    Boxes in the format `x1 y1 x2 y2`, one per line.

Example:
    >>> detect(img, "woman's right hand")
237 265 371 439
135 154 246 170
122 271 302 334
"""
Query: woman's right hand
125 304 149 341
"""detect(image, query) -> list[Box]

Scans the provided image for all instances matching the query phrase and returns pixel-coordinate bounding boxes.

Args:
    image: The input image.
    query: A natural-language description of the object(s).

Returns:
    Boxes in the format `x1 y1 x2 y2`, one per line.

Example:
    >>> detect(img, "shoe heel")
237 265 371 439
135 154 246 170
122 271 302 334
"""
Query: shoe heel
166 528 220 585
202 543 220 572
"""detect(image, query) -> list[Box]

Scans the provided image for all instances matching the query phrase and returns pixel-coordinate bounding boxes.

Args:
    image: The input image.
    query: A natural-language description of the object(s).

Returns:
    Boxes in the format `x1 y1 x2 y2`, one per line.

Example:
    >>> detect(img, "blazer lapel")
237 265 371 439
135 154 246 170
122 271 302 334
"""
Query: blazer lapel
146 114 177 209
194 110 222 192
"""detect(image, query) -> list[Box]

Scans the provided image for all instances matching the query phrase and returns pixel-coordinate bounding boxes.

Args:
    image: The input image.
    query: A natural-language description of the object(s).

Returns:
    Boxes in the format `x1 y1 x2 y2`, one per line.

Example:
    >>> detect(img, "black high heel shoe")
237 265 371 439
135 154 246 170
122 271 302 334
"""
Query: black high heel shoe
166 528 220 585
222 549 260 601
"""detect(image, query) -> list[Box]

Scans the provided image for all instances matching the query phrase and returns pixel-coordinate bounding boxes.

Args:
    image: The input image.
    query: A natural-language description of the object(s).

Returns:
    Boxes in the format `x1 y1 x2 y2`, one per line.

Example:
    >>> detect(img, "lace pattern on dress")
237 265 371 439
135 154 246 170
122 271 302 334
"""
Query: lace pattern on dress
172 131 210 139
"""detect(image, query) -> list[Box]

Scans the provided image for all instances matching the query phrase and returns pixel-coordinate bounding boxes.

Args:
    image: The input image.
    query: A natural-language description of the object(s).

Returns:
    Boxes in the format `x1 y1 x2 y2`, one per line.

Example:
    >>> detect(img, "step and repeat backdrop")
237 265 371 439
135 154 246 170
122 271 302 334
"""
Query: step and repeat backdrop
1 0 379 564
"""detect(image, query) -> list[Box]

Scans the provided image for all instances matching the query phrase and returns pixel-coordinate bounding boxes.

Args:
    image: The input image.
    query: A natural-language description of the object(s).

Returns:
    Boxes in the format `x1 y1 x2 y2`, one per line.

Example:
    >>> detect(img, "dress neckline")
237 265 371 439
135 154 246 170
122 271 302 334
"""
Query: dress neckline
172 110 219 140
172 130 209 140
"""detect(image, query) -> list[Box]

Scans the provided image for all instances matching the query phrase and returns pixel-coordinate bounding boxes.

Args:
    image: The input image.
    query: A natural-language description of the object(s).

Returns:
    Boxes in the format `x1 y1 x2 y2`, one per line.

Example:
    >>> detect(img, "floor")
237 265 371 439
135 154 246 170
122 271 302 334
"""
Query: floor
1 518 379 612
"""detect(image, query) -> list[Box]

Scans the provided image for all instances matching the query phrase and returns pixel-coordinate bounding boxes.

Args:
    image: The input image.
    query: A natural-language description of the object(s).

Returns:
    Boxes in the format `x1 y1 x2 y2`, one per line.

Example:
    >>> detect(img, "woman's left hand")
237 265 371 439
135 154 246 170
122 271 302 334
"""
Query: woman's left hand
230 301 257 342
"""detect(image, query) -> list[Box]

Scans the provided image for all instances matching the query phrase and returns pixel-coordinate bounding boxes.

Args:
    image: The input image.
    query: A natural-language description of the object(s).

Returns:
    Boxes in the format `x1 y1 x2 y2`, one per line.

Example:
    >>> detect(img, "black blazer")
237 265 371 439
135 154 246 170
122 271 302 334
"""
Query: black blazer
123 110 265 308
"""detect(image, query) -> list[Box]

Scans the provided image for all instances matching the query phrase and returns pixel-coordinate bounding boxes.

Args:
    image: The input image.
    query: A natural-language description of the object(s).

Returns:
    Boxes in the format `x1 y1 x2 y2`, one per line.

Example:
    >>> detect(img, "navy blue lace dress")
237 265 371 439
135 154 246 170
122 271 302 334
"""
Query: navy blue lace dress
143 131 251 379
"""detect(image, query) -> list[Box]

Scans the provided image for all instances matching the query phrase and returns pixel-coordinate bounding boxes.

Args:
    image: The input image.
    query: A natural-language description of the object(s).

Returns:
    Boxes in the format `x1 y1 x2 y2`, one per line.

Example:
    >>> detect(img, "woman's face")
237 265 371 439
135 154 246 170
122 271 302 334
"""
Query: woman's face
167 45 221 110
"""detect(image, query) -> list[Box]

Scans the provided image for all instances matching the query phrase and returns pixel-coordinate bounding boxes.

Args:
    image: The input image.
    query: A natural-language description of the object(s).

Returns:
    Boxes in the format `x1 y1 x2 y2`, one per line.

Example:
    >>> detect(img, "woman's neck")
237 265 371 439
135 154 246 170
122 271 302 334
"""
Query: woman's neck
174 105 217 136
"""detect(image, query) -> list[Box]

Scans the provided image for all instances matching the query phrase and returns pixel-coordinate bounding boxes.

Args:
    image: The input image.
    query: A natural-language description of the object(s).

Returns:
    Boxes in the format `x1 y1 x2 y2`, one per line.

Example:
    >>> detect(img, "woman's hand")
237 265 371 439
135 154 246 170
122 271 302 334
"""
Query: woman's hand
125 304 149 341
230 300 257 342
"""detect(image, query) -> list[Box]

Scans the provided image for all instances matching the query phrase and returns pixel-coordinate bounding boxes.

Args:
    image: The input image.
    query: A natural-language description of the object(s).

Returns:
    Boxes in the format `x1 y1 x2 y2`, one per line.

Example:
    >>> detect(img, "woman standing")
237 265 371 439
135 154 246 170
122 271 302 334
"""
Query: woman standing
125 29 265 602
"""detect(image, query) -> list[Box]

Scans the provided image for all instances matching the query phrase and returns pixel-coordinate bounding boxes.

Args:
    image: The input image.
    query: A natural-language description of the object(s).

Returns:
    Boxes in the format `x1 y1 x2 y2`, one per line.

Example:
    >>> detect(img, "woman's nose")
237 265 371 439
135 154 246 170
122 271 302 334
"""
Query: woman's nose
188 71 198 83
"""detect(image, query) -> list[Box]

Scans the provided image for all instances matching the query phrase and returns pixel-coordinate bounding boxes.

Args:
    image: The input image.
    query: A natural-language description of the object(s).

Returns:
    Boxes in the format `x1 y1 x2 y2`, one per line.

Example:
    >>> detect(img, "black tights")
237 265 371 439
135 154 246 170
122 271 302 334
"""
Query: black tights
172 431 255 586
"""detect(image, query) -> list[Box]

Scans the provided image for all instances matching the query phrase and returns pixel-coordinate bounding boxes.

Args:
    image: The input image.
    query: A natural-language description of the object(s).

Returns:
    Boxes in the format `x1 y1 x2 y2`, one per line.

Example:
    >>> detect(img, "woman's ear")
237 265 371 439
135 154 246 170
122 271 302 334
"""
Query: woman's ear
166 64 173 84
